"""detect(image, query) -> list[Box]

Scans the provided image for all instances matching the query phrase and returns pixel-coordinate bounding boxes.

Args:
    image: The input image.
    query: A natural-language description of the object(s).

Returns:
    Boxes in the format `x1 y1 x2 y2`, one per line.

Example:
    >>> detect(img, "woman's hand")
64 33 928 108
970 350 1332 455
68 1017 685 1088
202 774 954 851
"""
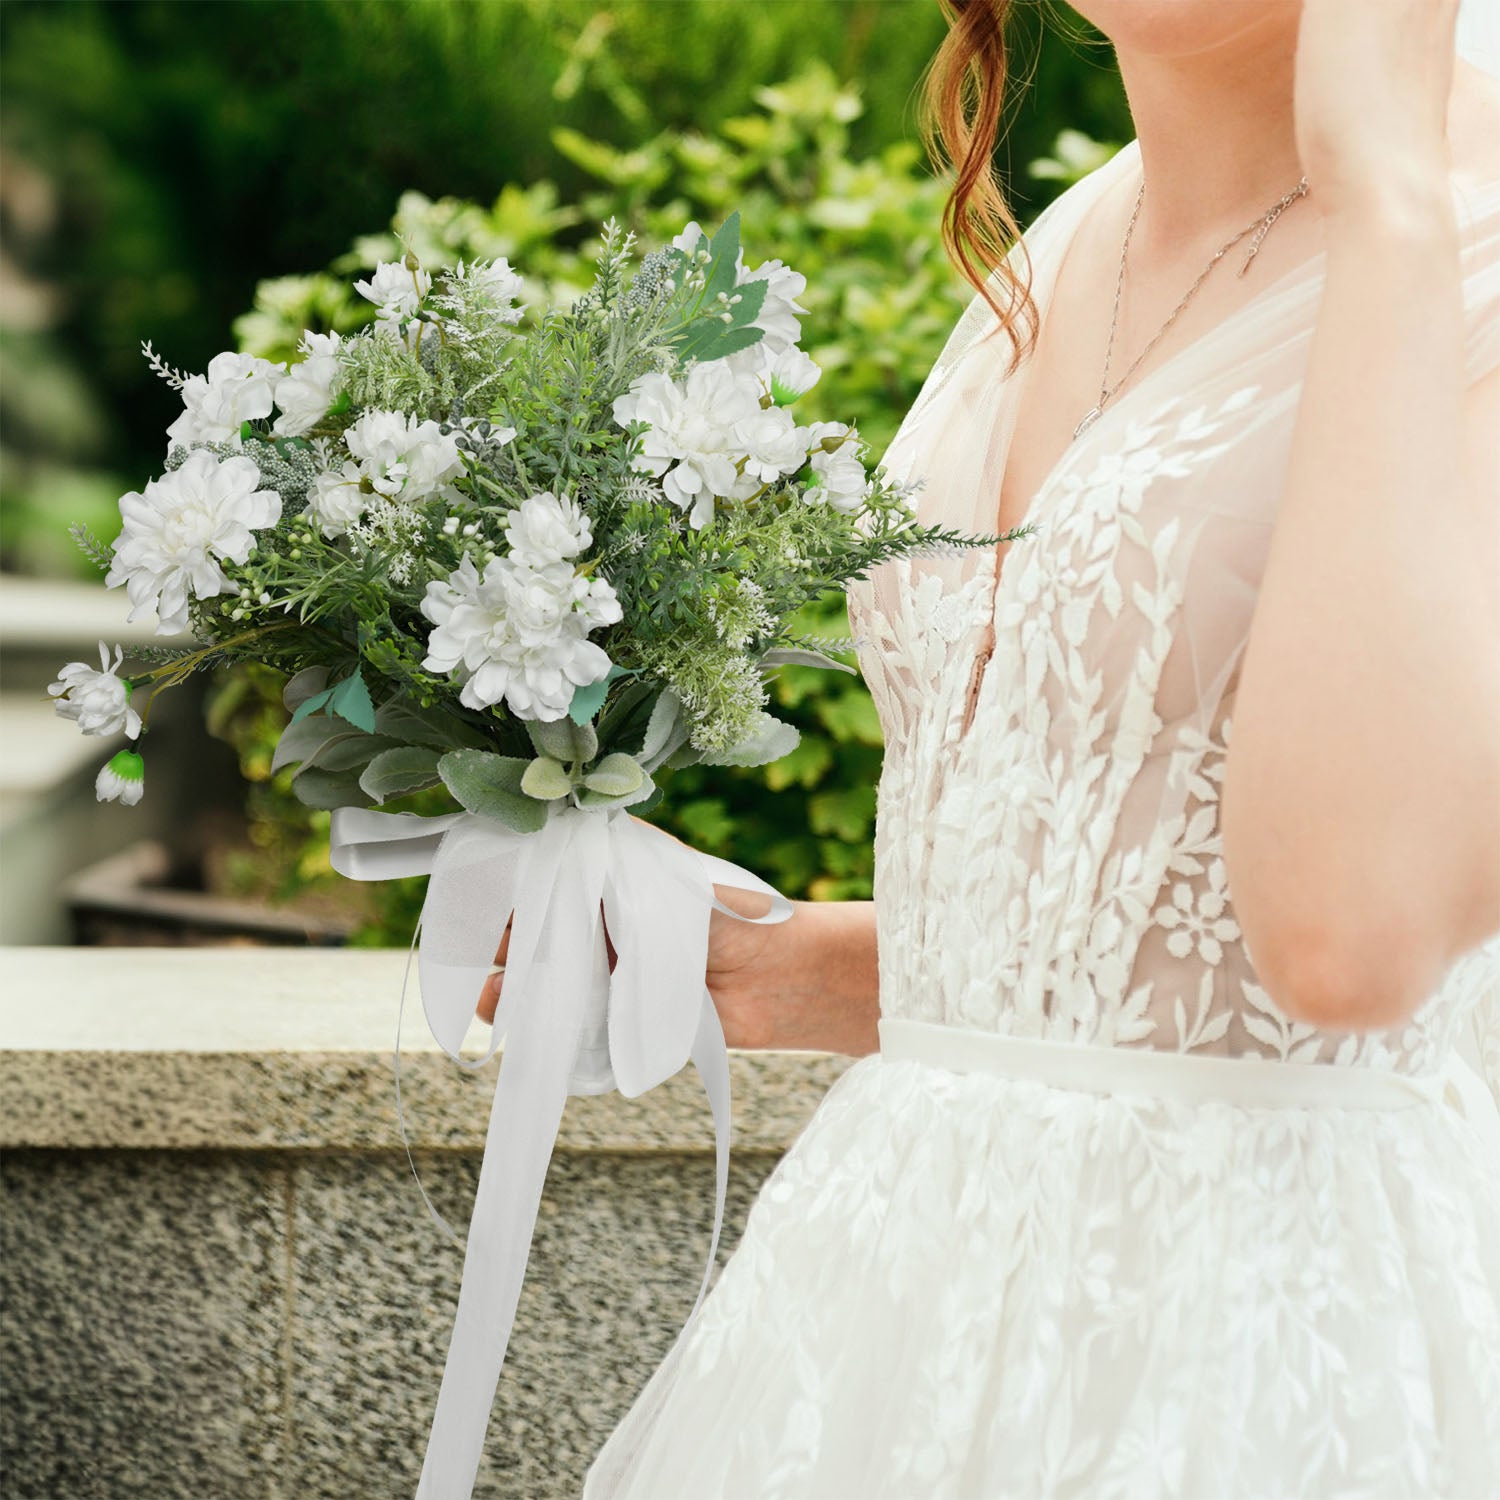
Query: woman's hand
475 817 880 1055
1293 0 1459 222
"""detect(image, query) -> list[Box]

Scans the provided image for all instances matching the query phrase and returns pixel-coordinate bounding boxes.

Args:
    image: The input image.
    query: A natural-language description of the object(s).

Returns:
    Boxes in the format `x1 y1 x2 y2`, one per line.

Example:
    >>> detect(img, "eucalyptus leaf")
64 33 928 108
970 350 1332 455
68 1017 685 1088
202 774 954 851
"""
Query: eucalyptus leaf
581 752 645 797
359 746 444 804
520 756 575 801
438 750 547 833
697 712 801 768
759 646 858 676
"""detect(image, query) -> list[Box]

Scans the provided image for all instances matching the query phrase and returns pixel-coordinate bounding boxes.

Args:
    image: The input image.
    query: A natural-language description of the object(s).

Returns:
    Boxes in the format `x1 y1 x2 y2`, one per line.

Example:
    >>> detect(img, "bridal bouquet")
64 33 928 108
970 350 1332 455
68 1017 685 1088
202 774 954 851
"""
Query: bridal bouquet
49 214 1003 1497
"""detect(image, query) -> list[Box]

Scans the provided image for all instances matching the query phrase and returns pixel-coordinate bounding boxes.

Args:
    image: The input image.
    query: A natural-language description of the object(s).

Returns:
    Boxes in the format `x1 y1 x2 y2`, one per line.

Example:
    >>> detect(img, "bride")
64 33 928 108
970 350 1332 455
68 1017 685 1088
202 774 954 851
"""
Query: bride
502 1 1500 1494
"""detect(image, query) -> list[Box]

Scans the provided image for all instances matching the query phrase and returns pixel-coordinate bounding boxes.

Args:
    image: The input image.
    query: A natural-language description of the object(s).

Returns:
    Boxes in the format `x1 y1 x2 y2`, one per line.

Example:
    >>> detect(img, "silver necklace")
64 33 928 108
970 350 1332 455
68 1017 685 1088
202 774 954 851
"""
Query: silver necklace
1073 172 1310 441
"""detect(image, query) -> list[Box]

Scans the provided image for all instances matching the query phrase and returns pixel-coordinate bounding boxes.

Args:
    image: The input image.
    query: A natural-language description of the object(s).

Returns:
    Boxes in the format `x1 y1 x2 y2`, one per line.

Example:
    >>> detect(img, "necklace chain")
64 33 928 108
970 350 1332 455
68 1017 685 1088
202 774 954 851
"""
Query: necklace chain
1073 173 1310 441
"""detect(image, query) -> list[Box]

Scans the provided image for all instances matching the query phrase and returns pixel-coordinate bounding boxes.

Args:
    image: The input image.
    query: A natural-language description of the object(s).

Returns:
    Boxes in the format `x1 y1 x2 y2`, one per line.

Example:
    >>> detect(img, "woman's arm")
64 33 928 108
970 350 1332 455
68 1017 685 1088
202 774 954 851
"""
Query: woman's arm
707 892 882 1056
479 887 882 1057
1221 0 1500 1031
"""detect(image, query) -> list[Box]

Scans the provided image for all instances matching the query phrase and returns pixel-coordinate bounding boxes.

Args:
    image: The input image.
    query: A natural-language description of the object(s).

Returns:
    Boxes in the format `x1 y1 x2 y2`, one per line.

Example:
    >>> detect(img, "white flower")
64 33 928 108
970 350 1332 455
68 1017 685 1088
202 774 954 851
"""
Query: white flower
106 449 282 634
612 362 764 529
421 552 623 721
504 491 593 568
305 460 368 539
354 259 431 321
766 346 821 405
165 351 286 451
343 410 465 504
738 256 807 353
671 221 711 257
733 405 810 494
95 748 145 806
455 256 524 320
272 330 343 437
49 642 141 738
803 421 871 513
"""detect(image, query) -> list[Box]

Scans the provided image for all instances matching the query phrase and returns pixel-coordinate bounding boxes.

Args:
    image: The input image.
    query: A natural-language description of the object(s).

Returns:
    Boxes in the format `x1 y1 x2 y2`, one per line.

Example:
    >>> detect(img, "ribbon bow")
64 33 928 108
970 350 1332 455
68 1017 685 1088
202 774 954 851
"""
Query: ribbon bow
329 801 793 1500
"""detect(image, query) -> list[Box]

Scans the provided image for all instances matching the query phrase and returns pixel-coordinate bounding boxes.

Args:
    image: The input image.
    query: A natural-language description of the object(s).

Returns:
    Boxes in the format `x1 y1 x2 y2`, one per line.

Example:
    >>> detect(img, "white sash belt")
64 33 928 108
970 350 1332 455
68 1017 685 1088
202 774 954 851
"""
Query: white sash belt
878 1017 1500 1146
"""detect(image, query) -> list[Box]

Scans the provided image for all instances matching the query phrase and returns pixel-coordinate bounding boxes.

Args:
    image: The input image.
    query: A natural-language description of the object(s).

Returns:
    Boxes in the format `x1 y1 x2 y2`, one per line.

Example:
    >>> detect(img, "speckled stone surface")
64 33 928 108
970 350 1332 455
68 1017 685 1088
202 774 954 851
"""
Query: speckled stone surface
0 948 849 1497
0 1147 781 1500
0 948 853 1150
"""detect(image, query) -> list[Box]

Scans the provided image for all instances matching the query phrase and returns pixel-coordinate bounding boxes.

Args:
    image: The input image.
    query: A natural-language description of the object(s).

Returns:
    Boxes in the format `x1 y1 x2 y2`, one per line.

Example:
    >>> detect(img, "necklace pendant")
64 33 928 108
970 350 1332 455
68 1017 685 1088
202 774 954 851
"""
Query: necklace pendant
1073 404 1103 440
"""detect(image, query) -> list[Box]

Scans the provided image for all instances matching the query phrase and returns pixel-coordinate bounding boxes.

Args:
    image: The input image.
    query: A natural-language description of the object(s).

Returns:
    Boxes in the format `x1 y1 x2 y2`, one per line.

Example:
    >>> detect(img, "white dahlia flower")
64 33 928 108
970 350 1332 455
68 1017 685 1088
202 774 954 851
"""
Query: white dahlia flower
106 449 282 634
343 410 465 504
733 405 811 494
354 259 431 321
804 421 872 514
48 642 141 738
272 330 343 437
420 553 623 721
503 491 593 569
305 460 369 539
612 362 764 529
165 351 286 451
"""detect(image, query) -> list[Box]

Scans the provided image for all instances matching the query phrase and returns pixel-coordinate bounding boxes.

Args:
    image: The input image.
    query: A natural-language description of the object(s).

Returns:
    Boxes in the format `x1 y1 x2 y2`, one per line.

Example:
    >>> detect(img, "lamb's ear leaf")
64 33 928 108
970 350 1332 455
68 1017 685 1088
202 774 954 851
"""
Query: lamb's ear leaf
580 752 645 797
373 698 491 752
329 671 377 733
696 712 800 768
316 734 403 774
289 687 334 725
437 750 547 833
358 746 444 805
289 766 369 810
283 666 331 714
758 646 857 676
525 716 598 764
519 756 574 801
574 769 657 811
639 691 681 764
271 714 349 773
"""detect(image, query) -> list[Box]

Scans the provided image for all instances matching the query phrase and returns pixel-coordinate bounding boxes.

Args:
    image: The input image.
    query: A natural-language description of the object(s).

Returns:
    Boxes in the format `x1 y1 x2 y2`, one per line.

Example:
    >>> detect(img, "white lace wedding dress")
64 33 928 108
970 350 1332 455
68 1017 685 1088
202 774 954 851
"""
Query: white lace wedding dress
582 137 1500 1499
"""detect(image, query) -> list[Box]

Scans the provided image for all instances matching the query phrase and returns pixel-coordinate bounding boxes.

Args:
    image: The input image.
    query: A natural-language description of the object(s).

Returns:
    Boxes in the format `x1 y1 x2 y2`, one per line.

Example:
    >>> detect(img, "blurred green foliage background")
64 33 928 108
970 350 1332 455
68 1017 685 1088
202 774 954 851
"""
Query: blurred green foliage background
1 0 1130 940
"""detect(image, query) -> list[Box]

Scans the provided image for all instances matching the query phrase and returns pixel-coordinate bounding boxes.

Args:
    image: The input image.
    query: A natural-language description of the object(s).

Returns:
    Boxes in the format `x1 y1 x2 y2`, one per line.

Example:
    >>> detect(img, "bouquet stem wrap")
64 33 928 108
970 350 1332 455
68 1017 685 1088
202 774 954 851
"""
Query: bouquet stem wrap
329 802 794 1500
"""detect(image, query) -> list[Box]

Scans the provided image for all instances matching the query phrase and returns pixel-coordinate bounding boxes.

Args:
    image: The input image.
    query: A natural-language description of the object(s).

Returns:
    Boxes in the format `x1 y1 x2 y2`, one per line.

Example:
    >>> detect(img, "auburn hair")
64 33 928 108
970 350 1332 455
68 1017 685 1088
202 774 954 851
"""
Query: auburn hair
917 0 1039 379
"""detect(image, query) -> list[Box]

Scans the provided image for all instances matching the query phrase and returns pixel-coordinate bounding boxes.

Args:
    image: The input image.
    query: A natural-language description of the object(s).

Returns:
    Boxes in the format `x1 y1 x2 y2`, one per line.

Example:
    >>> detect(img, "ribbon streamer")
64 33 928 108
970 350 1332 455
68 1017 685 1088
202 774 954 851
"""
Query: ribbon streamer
329 801 793 1500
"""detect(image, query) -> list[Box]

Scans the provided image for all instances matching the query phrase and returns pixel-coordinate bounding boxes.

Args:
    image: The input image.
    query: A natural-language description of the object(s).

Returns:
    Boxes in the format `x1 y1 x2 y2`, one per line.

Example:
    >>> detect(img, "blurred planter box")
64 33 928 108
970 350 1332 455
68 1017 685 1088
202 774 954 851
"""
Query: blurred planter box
62 839 356 947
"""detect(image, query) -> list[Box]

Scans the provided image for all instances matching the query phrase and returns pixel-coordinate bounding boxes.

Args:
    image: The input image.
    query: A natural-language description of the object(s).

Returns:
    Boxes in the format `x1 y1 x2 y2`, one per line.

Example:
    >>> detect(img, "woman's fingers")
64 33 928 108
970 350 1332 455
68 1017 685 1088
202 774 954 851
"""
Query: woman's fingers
476 914 514 1023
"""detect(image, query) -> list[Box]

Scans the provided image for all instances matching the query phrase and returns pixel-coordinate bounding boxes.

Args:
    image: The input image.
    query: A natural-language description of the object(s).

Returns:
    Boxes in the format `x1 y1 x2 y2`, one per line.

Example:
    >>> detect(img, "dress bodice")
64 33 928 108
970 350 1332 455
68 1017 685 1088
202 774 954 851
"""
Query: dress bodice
846 138 1500 1095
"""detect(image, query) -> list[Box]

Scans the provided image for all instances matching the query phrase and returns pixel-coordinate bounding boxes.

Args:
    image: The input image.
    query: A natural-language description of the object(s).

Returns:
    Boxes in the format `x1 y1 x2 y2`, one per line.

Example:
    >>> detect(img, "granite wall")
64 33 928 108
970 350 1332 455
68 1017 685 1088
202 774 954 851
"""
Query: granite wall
0 949 852 1499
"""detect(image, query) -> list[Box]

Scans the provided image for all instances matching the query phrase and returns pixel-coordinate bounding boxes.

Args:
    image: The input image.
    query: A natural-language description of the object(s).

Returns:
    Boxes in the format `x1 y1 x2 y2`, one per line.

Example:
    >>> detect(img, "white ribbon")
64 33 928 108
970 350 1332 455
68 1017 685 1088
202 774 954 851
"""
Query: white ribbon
329 801 793 1500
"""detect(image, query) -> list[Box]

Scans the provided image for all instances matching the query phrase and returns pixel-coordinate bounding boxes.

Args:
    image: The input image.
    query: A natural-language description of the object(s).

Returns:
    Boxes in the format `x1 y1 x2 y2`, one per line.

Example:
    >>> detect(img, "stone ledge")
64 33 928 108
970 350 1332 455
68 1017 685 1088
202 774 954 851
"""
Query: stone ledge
0 947 855 1151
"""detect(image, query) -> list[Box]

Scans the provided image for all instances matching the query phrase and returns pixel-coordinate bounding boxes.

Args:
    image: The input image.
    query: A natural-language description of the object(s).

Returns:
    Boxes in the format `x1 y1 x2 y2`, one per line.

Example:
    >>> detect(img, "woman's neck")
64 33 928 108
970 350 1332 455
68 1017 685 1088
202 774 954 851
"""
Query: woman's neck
1113 18 1307 256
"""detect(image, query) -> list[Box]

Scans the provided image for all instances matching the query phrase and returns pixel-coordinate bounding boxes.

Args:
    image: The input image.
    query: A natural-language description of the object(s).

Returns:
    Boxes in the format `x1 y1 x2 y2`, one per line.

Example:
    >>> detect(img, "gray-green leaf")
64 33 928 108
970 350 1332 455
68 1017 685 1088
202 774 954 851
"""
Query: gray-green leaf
438 750 547 833
759 646 858 676
525 716 598 765
520 755 575 801
359 746 444 804
581 752 645 797
696 712 801 768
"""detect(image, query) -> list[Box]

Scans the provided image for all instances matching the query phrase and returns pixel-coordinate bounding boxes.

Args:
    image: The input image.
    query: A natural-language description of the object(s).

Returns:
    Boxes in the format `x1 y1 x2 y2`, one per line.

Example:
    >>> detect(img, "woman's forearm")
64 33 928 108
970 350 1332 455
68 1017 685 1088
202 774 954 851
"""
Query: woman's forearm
709 890 881 1056
1221 183 1500 1029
